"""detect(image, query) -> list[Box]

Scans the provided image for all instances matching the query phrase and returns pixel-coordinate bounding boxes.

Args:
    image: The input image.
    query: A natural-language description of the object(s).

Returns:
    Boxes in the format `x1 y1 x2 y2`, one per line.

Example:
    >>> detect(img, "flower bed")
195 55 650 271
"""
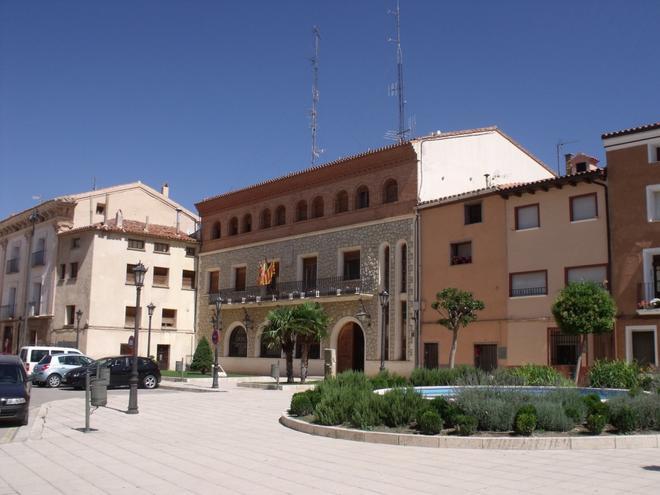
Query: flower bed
288 368 660 438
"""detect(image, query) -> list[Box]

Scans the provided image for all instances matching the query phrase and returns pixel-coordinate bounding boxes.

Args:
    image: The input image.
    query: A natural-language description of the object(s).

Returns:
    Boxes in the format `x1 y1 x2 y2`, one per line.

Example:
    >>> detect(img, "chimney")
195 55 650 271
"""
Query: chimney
115 209 123 228
175 209 181 233
564 153 574 175
161 183 169 198
144 216 149 232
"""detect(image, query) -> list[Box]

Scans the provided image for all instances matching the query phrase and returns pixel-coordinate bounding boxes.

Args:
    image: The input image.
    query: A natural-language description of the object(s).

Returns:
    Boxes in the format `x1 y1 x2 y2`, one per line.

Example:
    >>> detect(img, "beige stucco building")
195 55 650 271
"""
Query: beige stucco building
0 182 198 369
419 166 610 376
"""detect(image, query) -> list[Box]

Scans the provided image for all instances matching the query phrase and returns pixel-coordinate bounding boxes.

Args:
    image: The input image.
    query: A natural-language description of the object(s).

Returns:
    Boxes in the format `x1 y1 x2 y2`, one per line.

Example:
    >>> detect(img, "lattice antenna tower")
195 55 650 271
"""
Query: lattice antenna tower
387 1 409 143
310 26 323 166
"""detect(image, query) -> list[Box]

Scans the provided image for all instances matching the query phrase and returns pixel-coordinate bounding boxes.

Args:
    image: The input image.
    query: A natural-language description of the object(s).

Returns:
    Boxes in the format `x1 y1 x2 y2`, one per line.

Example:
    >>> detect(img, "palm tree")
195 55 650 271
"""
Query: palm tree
262 306 297 383
292 302 329 383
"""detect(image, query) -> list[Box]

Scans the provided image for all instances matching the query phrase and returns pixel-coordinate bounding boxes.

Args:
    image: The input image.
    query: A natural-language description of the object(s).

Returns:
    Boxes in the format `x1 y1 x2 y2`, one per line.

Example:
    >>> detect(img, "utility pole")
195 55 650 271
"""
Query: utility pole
388 1 409 144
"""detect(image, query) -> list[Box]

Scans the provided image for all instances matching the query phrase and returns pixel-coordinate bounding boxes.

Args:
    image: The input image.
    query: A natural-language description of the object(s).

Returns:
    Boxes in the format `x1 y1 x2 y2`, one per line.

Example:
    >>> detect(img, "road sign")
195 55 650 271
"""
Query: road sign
212 330 219 345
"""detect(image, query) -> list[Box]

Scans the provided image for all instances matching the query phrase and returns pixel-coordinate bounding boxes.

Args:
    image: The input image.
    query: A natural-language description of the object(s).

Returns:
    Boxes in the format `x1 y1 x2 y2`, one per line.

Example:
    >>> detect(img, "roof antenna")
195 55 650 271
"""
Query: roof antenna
556 139 578 175
386 1 410 144
310 26 323 166
92 176 96 191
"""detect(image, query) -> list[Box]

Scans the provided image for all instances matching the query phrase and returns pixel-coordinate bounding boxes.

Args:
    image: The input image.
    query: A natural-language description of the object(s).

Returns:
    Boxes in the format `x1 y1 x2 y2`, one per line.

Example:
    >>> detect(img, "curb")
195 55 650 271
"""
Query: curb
280 413 660 450
158 384 226 393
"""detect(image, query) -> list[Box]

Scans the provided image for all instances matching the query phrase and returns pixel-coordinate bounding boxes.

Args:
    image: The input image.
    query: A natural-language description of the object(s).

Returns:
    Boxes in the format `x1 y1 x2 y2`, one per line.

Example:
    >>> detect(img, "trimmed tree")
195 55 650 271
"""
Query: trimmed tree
262 306 298 383
292 302 330 384
431 288 485 369
191 336 213 374
551 281 617 384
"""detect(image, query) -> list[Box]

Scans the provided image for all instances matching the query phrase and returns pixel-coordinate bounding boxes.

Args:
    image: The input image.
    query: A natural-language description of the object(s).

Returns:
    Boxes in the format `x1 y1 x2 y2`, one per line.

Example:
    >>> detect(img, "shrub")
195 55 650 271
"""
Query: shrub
457 390 519 431
289 392 314 416
535 401 575 432
496 364 573 387
514 413 537 436
418 410 443 435
609 403 637 433
349 393 384 430
628 394 660 430
586 414 606 435
409 365 489 387
588 360 640 389
381 388 427 428
313 381 369 426
369 370 408 390
454 415 478 436
582 393 610 420
190 337 213 374
429 397 463 428
545 389 587 424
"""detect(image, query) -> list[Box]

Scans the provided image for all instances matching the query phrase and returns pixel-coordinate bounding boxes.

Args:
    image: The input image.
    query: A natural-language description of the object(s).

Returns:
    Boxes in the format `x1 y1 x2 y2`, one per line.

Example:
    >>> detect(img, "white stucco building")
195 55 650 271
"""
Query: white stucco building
0 182 198 369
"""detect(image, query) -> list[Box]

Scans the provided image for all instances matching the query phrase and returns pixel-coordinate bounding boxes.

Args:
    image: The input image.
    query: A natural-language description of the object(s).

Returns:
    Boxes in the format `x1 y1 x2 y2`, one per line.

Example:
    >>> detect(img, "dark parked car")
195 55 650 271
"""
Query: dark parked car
0 355 31 426
63 356 161 390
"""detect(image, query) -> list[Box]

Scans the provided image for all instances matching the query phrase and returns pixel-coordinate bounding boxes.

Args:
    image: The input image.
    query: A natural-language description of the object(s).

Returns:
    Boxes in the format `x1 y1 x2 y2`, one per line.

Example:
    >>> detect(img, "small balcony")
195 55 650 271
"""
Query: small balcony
0 304 15 320
637 282 660 315
209 275 370 306
31 250 45 267
510 286 547 297
5 258 19 274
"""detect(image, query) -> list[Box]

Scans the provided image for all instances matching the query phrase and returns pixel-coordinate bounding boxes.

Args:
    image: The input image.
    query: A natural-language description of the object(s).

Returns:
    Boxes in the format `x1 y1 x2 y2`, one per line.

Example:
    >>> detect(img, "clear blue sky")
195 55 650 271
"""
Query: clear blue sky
1 0 659 218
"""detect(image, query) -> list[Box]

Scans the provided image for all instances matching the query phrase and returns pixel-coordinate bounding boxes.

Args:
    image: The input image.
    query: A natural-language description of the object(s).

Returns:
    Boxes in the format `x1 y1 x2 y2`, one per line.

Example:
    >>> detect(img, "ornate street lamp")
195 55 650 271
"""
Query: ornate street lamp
75 309 83 350
355 299 371 328
211 297 223 389
378 290 389 372
128 261 147 414
146 302 156 359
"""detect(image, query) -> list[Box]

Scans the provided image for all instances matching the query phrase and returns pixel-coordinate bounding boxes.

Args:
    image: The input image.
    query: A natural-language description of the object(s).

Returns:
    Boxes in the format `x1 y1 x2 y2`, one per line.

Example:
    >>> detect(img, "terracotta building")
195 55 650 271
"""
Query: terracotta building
603 122 660 367
418 165 610 375
195 127 553 376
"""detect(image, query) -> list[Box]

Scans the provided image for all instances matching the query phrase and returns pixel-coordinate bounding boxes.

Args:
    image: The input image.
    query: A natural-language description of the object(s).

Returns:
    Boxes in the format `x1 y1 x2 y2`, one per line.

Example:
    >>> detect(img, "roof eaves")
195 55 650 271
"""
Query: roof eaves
602 122 660 139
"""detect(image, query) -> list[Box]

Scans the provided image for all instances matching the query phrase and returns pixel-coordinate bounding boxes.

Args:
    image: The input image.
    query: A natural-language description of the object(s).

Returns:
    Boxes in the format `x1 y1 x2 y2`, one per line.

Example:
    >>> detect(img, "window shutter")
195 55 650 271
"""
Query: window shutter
517 205 539 229
571 195 597 221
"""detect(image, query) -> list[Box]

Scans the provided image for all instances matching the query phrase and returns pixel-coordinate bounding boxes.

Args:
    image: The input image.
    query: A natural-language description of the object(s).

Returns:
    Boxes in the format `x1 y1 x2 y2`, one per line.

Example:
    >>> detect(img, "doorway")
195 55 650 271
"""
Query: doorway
156 344 170 370
474 344 498 372
336 322 364 373
423 343 439 369
3 326 13 354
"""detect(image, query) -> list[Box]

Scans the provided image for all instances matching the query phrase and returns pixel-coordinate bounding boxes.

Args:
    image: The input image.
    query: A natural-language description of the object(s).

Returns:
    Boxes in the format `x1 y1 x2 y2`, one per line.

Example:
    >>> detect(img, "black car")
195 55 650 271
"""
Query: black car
0 355 31 425
63 356 161 390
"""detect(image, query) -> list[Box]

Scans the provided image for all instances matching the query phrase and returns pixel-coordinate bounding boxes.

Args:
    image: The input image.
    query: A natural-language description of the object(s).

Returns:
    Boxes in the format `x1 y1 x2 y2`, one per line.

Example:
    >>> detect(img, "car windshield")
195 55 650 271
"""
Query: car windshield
80 356 94 365
0 364 23 384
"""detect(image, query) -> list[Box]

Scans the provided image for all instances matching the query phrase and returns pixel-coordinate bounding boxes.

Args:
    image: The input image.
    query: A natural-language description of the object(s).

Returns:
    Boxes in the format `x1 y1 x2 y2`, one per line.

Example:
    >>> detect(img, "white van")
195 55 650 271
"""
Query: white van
19 346 82 374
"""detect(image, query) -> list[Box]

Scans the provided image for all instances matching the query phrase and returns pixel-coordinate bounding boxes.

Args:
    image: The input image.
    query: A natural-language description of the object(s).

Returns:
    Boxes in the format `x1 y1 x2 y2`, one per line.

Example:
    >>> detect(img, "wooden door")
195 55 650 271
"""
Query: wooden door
302 257 317 292
337 324 354 373
424 343 439 369
156 345 170 370
474 344 498 372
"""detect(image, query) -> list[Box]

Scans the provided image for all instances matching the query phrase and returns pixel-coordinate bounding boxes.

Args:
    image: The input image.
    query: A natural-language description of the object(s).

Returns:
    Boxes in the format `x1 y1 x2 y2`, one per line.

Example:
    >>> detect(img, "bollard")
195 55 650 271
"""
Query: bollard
323 348 336 379
270 362 280 387
84 370 91 432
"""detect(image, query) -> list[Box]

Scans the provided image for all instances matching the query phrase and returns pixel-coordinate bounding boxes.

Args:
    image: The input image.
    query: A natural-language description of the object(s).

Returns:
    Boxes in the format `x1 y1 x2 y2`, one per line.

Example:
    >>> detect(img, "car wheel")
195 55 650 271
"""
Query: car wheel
142 374 158 389
46 374 62 388
20 413 28 426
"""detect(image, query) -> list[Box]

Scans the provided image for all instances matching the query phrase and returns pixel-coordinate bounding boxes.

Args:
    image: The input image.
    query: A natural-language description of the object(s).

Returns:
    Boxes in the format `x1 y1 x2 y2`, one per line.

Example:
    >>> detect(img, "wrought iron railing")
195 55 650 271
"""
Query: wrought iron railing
510 286 547 297
31 250 45 267
209 275 370 304
5 258 19 274
0 304 15 319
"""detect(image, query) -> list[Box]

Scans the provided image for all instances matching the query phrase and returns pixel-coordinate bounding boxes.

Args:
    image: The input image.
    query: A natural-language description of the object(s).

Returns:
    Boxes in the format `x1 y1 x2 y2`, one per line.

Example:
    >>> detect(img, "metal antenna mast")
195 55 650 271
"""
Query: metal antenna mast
388 1 409 143
310 26 323 166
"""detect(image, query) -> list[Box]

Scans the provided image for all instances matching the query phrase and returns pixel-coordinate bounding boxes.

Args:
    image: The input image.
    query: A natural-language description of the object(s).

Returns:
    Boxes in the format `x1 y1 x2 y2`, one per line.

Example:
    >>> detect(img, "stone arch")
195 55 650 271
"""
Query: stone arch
330 316 366 373
255 321 281 358
223 321 247 357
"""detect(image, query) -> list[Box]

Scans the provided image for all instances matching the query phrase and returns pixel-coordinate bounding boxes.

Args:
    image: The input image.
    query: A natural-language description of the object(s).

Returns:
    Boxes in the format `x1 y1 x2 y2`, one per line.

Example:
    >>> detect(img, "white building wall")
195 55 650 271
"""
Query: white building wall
414 130 555 202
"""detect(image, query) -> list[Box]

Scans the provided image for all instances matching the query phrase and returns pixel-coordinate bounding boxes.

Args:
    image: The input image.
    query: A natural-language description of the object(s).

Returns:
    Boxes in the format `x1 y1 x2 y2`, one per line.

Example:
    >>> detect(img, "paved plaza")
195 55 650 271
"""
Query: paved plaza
1 383 659 494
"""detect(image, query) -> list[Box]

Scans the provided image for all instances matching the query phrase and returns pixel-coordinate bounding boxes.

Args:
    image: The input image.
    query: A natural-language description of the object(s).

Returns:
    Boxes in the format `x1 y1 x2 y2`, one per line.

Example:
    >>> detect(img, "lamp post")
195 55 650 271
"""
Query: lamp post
75 309 83 350
211 297 223 389
128 261 147 414
146 302 156 359
379 290 389 372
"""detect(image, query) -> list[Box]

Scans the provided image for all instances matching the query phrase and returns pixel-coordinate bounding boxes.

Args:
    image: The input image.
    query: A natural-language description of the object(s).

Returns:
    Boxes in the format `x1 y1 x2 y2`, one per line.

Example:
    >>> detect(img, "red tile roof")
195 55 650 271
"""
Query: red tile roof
61 219 197 242
602 122 660 139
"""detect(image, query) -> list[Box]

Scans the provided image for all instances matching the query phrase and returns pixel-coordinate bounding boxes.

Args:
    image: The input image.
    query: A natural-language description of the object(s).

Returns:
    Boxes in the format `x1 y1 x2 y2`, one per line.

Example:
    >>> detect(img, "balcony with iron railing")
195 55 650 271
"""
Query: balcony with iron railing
5 258 19 274
510 286 548 297
0 304 15 320
31 250 45 267
637 282 660 314
208 275 372 305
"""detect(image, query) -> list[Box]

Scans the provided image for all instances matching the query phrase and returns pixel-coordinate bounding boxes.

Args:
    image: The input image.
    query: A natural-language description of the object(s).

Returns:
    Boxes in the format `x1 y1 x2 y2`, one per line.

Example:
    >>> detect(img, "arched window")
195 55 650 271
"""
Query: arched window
260 209 271 229
296 200 308 222
275 205 286 226
356 186 369 209
228 326 248 357
383 179 398 203
229 217 238 236
335 190 349 213
242 214 252 233
211 221 221 240
311 196 324 218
